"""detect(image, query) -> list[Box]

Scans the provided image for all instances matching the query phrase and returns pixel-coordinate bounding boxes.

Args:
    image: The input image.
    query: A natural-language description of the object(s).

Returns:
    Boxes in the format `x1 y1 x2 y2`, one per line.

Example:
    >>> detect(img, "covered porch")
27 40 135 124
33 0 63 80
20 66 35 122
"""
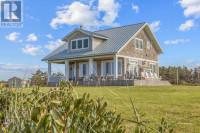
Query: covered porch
47 55 162 86
47 55 127 86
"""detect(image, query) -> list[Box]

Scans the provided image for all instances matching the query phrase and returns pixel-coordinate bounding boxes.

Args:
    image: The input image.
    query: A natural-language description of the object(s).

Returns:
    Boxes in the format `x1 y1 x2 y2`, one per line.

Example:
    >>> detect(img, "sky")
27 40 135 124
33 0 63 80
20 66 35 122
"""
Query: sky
0 0 200 81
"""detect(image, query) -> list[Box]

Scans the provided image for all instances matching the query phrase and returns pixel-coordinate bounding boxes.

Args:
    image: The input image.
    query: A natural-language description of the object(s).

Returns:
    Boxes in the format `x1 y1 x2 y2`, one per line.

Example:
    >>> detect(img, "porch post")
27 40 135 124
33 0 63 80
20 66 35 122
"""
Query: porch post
124 58 126 80
114 55 118 80
48 62 51 80
65 60 69 80
89 57 93 76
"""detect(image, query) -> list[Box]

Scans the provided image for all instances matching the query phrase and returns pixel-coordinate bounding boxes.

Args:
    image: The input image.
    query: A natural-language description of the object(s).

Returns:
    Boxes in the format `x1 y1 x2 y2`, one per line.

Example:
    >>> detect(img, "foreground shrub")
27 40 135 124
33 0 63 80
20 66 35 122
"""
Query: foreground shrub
0 81 125 133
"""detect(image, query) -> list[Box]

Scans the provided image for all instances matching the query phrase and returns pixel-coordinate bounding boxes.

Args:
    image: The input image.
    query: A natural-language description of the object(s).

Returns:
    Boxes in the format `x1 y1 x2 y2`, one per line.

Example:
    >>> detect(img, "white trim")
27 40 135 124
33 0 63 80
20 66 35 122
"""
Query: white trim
118 55 158 63
71 37 89 50
65 60 69 80
48 62 51 80
101 59 122 76
124 58 126 80
117 23 147 54
49 55 115 63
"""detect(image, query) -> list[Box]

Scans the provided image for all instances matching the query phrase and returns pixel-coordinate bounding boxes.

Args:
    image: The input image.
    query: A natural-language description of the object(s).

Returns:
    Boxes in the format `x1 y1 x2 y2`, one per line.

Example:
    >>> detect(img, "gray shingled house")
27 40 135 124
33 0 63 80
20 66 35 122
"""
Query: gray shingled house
8 77 22 88
42 22 170 86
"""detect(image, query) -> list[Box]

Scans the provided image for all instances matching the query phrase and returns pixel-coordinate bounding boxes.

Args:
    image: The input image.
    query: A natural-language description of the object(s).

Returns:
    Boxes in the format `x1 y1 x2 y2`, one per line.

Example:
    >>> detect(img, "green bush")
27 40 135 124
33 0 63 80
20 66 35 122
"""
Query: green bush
0 81 125 133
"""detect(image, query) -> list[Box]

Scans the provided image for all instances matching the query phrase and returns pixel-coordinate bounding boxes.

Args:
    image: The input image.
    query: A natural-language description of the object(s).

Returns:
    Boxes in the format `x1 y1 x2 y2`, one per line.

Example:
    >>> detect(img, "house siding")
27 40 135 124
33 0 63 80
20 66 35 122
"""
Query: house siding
8 77 22 88
68 32 92 53
119 29 158 61
92 37 104 50
119 29 159 75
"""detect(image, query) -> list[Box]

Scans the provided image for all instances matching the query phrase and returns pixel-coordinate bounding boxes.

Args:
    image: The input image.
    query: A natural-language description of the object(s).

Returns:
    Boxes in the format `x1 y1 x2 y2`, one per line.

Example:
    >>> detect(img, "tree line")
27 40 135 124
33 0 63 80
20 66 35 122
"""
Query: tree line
159 66 200 85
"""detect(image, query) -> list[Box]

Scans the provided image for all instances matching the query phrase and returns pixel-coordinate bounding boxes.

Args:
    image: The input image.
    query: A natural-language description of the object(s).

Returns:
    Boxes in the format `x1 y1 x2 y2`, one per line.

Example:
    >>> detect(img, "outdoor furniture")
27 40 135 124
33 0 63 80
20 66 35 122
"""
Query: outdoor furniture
150 72 155 78
154 73 158 79
146 72 150 78
141 72 145 78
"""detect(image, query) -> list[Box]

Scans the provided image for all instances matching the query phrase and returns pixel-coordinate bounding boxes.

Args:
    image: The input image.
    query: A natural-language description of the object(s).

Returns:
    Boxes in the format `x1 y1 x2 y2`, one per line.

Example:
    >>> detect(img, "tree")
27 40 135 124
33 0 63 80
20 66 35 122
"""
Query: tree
30 69 48 86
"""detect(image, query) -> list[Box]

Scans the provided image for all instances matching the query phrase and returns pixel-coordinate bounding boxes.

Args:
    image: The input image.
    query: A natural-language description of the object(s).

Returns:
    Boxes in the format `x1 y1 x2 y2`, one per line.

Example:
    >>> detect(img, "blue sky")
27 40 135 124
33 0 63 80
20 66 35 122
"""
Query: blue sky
0 0 200 81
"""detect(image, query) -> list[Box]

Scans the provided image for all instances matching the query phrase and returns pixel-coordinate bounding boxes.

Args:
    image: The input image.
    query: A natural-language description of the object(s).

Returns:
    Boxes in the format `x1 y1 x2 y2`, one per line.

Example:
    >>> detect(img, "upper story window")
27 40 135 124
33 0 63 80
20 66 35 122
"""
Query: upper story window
135 38 143 50
71 38 89 50
147 41 150 49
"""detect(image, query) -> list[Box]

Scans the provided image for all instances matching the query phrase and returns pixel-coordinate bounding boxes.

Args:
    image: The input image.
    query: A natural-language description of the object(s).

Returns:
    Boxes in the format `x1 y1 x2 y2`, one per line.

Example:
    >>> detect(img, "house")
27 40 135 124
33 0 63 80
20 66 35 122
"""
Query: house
8 77 22 88
21 79 30 88
42 22 169 86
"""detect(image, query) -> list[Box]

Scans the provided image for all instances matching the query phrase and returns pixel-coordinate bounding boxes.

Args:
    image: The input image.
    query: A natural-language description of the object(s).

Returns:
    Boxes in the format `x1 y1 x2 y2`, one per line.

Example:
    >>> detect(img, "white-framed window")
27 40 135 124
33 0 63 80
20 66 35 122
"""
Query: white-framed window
79 62 89 77
135 38 143 50
79 62 97 77
71 37 89 50
102 60 122 76
147 41 150 49
149 63 156 73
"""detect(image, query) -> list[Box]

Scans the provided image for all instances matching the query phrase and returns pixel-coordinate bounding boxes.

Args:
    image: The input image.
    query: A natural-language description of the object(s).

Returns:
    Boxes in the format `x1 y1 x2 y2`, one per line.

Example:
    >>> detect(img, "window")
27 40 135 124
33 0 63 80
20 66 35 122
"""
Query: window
72 40 77 49
102 60 122 76
78 40 83 49
149 64 156 73
84 39 89 48
135 38 143 50
147 41 150 49
71 38 89 50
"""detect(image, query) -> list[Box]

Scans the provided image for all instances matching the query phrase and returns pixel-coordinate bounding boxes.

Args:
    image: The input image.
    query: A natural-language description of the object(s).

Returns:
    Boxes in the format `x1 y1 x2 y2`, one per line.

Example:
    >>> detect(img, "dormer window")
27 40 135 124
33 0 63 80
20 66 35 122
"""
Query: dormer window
71 38 89 50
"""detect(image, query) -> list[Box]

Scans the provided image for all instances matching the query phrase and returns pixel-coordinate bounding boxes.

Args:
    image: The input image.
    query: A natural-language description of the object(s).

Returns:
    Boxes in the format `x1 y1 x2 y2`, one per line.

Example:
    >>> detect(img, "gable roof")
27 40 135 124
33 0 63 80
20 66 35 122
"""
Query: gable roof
62 28 108 41
42 22 163 61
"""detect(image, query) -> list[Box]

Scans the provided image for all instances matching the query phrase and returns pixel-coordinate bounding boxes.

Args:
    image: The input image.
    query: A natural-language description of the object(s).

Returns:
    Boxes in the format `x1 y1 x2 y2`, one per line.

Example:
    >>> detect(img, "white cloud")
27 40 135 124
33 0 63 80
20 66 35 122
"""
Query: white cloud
0 62 46 74
19 40 23 43
164 39 189 44
132 3 139 14
27 33 38 42
46 34 53 39
179 0 200 18
50 0 120 29
22 44 44 56
179 20 194 31
45 39 65 50
187 59 195 64
5 32 20 41
149 21 160 32
98 0 120 26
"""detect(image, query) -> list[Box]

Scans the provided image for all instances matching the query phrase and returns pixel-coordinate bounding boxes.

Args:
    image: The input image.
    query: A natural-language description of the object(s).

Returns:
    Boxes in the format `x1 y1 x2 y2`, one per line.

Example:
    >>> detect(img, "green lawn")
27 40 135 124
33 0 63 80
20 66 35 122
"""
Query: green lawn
26 85 200 132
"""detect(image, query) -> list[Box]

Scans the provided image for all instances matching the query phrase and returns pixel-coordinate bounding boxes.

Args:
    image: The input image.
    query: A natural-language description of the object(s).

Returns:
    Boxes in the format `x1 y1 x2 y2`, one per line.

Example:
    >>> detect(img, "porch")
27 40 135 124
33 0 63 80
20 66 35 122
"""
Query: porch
47 55 165 86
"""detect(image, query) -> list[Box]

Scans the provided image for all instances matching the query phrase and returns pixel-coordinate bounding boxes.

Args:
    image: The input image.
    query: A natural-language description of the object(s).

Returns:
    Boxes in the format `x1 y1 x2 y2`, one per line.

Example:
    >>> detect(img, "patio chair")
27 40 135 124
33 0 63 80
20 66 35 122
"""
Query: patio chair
89 74 95 81
154 73 158 79
150 72 155 78
145 72 150 78
141 72 145 78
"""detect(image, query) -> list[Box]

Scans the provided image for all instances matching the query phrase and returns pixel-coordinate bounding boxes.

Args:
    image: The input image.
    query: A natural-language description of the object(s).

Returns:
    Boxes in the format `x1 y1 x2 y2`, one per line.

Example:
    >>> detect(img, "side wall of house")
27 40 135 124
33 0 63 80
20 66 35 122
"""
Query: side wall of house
119 28 159 75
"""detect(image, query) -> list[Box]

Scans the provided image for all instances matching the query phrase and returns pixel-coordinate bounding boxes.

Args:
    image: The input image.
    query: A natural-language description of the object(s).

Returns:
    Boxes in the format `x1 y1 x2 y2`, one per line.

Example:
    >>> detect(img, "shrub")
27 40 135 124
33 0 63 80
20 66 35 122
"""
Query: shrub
0 81 125 132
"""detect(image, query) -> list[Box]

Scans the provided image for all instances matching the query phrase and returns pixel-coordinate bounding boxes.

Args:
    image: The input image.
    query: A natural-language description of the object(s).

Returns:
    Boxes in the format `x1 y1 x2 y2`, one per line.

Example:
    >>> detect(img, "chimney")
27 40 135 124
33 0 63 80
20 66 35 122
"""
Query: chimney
80 25 83 29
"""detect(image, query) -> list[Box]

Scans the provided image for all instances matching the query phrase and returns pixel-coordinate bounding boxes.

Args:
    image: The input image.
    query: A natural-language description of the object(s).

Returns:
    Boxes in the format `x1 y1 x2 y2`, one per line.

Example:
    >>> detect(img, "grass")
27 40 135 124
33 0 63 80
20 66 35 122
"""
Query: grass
23 85 200 132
